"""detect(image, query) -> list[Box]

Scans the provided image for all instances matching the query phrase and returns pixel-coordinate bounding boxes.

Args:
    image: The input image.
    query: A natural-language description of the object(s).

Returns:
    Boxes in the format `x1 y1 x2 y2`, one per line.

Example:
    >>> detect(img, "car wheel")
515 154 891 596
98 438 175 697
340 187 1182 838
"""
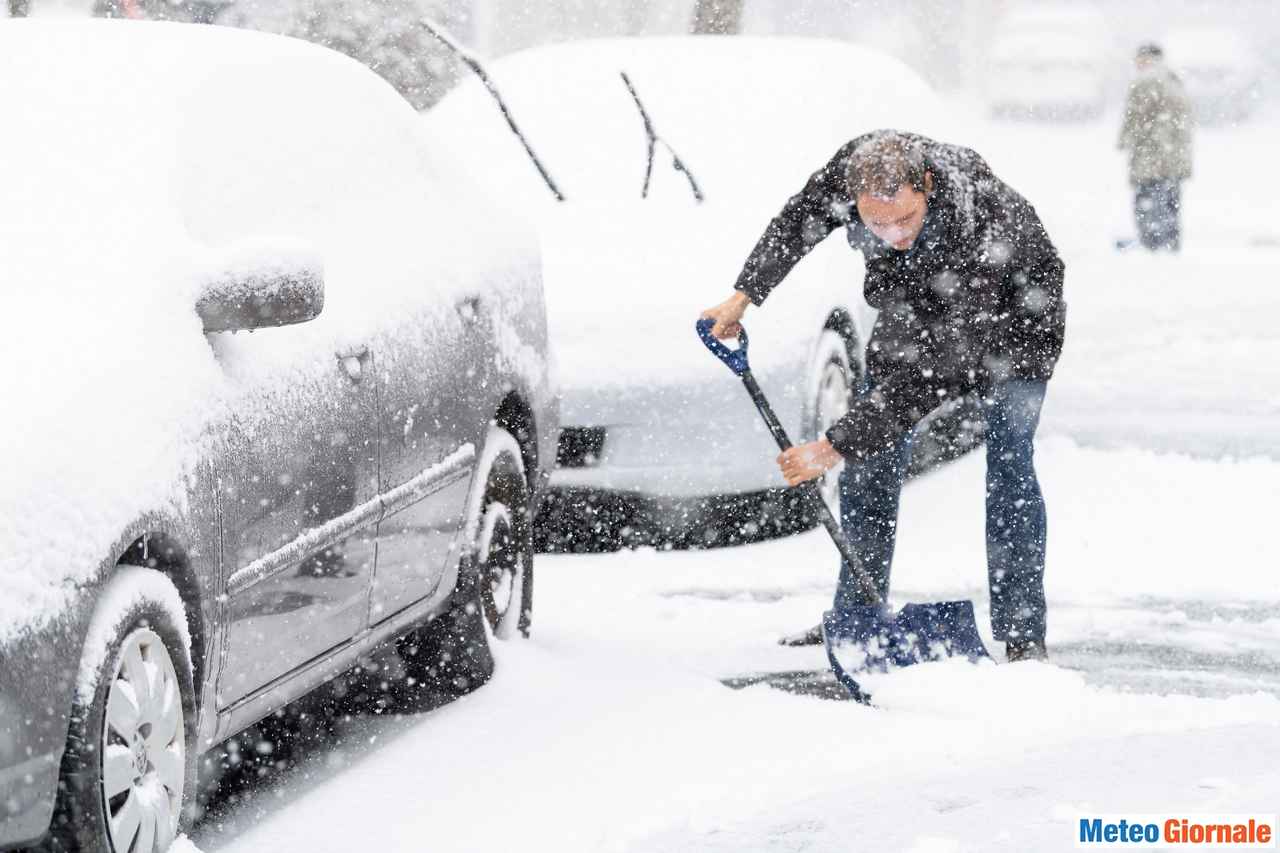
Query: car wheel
42 567 196 853
399 425 532 695
808 329 855 518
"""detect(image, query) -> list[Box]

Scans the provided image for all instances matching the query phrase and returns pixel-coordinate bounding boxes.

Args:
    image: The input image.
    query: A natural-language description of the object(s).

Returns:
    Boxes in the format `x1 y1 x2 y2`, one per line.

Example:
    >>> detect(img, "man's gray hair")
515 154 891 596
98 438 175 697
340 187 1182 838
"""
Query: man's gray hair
847 132 927 199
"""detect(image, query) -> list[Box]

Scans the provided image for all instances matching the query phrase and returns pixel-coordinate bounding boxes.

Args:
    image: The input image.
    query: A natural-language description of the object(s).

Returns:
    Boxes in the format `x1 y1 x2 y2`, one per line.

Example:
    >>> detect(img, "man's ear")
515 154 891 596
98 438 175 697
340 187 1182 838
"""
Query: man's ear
923 171 934 194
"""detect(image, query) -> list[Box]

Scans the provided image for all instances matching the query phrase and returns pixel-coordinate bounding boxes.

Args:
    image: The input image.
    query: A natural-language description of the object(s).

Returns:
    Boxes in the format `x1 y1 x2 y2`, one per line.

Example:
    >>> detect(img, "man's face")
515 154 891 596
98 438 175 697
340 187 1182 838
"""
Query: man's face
856 177 930 251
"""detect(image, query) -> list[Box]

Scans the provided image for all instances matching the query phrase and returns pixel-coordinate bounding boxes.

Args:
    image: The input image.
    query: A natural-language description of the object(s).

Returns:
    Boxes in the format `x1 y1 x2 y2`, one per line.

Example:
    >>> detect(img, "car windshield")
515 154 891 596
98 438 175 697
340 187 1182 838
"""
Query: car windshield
426 37 947 209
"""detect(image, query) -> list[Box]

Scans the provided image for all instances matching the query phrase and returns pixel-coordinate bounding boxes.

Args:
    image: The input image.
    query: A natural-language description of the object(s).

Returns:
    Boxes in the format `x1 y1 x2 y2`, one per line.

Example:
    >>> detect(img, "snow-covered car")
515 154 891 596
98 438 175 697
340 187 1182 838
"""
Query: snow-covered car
0 19 555 852
1163 27 1263 125
425 36 965 550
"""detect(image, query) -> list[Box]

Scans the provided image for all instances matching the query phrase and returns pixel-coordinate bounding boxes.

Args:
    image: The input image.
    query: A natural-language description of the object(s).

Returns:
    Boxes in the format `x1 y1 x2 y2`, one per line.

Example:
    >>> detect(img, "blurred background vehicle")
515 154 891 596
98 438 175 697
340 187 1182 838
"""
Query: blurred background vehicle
1162 26 1264 125
985 31 1109 120
0 19 554 851
91 0 229 22
425 35 982 552
983 2 1113 120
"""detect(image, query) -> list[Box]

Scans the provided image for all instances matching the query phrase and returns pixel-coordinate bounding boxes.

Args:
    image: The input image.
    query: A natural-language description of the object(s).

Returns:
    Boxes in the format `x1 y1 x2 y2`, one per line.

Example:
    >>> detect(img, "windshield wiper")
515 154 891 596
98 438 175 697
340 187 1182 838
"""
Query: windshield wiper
620 71 705 203
422 17 566 202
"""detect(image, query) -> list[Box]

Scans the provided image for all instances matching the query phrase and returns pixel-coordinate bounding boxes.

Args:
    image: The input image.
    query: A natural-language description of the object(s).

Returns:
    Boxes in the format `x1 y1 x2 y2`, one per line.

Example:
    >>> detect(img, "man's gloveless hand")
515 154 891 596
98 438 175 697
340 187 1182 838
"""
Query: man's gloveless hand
700 291 752 339
777 438 844 486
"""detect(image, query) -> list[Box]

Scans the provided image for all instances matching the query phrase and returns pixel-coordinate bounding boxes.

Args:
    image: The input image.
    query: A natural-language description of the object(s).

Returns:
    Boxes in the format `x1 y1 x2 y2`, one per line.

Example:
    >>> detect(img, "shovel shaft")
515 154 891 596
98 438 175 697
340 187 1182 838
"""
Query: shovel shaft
739 370 884 607
696 319 884 607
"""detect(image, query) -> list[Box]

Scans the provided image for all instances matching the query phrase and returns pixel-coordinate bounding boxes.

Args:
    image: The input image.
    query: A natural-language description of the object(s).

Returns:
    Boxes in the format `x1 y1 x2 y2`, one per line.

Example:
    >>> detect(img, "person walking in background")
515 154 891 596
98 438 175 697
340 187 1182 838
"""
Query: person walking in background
1118 43 1193 252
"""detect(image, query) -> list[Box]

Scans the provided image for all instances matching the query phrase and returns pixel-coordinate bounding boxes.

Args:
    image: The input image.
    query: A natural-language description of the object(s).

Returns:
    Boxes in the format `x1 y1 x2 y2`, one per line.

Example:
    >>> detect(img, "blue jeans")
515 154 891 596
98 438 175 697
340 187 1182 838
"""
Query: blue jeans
1135 179 1181 251
833 380 1048 643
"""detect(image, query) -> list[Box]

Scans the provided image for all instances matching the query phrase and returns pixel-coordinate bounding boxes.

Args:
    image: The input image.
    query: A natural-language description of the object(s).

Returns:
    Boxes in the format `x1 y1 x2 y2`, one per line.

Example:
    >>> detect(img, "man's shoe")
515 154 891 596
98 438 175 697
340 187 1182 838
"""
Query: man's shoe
778 623 825 647
1005 639 1048 662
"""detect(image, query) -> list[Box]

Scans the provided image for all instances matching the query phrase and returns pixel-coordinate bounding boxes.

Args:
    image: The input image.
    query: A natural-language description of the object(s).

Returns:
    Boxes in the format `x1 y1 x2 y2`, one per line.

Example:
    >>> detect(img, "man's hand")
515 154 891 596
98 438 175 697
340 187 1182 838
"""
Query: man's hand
777 438 844 486
700 291 752 339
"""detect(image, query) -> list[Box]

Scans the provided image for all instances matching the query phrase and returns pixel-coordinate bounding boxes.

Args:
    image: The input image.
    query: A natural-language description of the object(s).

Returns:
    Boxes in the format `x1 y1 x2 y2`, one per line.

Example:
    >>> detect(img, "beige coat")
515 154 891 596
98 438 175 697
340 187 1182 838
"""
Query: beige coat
1119 64 1193 185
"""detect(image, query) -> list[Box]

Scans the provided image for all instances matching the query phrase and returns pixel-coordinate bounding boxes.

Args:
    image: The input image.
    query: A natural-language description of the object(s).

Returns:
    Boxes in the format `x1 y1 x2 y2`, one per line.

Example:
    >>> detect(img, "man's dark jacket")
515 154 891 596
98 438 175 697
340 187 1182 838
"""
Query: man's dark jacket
734 131 1066 461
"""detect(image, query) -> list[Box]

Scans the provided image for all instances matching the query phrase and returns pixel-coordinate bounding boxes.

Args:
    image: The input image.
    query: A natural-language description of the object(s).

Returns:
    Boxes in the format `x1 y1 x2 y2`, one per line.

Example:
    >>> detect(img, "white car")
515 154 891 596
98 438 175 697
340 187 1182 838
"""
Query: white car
983 4 1112 121
426 36 968 550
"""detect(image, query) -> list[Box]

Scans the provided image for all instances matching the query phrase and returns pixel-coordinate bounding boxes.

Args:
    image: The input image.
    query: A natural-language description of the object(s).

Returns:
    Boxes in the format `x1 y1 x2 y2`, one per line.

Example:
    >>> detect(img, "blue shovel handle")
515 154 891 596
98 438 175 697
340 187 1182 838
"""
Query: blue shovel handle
694 314 886 610
695 317 750 375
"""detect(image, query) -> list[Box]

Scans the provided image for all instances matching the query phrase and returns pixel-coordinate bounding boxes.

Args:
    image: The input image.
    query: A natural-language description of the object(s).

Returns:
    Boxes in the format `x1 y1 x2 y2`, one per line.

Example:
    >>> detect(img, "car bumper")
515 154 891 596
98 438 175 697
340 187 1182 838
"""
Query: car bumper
0 750 60 850
0 603 91 850
553 367 809 497
534 483 815 551
536 395 986 552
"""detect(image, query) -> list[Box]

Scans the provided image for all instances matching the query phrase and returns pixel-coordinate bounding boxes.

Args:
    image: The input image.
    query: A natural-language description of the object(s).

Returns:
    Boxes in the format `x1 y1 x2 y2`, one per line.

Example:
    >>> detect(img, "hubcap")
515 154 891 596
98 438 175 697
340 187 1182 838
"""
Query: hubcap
816 360 851 516
477 500 522 640
101 628 184 853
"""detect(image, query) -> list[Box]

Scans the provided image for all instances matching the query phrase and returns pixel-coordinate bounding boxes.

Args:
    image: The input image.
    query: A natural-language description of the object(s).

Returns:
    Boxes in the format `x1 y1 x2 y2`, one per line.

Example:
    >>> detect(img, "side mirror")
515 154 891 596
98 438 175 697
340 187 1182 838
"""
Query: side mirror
196 246 324 333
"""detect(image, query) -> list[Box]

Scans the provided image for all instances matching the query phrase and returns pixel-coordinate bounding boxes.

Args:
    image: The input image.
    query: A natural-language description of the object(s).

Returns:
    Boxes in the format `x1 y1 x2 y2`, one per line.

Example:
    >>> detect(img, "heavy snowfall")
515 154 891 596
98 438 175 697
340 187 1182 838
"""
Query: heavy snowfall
194 120 1280 853
208 30 1279 853
1 1 1278 852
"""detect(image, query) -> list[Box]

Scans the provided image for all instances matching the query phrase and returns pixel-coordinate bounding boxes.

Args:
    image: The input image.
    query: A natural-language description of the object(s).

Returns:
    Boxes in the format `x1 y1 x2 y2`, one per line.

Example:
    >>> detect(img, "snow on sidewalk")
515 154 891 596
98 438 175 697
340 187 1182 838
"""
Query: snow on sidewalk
202 222 1280 853
628 725 1280 852
203 434 1280 853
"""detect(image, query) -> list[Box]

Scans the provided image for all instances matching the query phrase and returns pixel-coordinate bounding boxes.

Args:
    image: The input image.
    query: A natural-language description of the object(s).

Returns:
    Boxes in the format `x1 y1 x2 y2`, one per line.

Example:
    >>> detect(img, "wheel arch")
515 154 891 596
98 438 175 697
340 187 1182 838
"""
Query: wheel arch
112 528 209 699
822 307 865 379
88 515 212 715
800 311 864 444
492 389 539 495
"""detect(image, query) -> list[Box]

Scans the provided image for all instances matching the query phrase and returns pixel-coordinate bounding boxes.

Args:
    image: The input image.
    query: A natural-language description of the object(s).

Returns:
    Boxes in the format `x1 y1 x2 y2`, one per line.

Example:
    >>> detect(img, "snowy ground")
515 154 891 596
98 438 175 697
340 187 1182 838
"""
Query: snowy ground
190 113 1280 852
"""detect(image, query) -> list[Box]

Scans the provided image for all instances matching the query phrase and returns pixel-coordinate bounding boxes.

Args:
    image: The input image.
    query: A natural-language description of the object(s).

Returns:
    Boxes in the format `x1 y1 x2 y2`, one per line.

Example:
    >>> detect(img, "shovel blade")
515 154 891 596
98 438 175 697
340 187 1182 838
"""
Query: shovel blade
823 600 989 690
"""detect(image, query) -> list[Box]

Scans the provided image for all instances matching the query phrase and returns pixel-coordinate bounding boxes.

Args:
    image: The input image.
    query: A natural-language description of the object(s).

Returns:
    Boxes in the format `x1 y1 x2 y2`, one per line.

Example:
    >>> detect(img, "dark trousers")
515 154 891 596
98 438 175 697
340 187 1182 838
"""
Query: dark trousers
1134 179 1182 251
833 380 1049 643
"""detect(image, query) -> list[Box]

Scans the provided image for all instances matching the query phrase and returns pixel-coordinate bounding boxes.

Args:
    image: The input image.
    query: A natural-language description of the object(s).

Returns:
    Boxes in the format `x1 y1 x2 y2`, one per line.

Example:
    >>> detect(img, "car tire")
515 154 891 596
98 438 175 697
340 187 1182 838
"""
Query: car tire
399 425 533 696
41 567 197 853
806 329 856 518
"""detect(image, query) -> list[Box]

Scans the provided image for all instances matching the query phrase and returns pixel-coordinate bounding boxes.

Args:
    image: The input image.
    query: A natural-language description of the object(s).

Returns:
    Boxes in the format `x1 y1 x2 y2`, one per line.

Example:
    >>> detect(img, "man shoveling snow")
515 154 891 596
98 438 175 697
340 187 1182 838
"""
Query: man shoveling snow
701 130 1066 662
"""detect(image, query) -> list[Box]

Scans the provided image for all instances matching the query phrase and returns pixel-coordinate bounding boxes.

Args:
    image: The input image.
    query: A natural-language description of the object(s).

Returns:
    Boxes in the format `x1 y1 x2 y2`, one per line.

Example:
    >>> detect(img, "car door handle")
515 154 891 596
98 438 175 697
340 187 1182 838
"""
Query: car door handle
335 344 371 382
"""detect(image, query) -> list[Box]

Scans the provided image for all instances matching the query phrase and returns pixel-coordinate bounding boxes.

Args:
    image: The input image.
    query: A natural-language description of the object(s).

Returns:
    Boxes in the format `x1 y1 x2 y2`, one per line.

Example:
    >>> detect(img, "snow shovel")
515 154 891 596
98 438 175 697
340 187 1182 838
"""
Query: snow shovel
695 318 990 703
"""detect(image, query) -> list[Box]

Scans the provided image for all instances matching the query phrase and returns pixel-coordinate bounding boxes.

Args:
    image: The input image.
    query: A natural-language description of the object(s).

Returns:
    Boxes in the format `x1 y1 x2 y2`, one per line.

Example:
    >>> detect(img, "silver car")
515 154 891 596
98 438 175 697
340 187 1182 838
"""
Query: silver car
0 19 555 852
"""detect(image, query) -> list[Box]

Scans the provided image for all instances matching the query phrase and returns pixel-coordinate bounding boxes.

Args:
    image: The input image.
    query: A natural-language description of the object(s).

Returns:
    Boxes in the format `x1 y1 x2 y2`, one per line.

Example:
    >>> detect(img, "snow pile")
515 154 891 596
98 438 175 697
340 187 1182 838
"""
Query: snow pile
169 835 205 853
190 239 325 299
208 618 1279 853
0 19 536 643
